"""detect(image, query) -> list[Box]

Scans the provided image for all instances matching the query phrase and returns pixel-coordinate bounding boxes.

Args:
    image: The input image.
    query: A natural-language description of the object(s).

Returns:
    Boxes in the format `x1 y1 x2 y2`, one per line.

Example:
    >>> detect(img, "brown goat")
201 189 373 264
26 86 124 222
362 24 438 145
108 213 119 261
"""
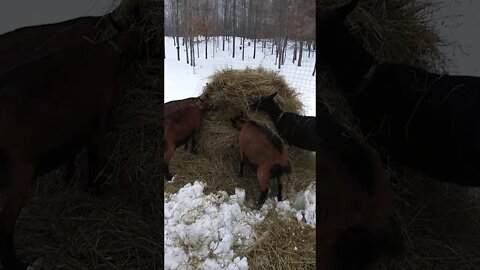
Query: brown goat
0 12 135 185
164 91 209 117
317 112 399 270
0 14 130 75
0 31 142 270
230 115 291 206
164 100 210 181
164 91 209 153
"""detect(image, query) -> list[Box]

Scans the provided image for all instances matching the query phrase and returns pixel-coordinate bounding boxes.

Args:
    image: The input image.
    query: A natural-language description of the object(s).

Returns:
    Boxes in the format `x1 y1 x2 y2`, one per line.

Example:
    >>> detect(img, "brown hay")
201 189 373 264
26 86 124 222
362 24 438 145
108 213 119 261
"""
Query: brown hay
318 1 480 269
244 212 316 269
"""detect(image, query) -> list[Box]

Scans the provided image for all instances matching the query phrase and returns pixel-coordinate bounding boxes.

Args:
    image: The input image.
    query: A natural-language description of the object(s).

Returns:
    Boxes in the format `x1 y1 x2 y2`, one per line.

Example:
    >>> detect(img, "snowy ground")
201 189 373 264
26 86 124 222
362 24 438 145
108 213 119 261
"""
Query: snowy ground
164 181 316 270
164 36 316 116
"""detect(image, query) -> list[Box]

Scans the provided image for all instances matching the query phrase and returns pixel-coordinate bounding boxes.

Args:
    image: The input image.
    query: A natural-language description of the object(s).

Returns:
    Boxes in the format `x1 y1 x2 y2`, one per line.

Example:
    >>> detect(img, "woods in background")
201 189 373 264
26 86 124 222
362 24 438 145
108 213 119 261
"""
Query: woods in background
164 0 315 69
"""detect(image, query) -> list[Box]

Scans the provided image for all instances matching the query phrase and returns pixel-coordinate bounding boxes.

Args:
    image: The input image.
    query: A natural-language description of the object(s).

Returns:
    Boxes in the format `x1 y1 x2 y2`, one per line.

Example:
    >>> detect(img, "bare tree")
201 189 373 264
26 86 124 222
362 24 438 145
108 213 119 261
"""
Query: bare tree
163 0 315 69
175 0 180 60
232 0 236 58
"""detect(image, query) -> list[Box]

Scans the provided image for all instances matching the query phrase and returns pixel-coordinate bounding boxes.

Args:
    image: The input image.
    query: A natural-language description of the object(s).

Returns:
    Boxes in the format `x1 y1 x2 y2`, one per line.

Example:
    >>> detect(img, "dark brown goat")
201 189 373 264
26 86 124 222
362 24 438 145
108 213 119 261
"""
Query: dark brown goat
0 14 128 75
164 100 210 181
0 30 142 270
317 111 399 270
318 0 480 187
0 12 134 184
230 115 291 206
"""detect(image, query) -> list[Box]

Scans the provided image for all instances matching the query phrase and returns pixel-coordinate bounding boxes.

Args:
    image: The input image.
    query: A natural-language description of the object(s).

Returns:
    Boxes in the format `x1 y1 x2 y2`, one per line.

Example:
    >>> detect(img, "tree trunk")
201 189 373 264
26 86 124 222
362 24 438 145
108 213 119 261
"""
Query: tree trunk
242 37 245 60
232 0 236 58
298 40 303 67
197 37 199 59
176 36 180 61
223 0 227 51
293 40 297 64
190 36 195 67
253 38 256 59
185 37 189 64
276 40 280 69
174 0 180 61
205 37 208 59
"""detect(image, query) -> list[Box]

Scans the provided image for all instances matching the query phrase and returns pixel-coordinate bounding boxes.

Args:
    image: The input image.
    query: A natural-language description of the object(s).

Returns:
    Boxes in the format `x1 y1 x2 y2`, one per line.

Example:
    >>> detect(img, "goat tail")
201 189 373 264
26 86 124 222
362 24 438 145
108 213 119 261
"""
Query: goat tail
270 162 292 179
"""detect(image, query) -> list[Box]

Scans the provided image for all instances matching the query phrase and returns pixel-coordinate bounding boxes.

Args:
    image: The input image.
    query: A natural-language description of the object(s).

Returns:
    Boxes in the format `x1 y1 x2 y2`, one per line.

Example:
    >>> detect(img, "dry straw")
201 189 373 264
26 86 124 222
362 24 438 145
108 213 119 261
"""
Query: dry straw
319 1 480 269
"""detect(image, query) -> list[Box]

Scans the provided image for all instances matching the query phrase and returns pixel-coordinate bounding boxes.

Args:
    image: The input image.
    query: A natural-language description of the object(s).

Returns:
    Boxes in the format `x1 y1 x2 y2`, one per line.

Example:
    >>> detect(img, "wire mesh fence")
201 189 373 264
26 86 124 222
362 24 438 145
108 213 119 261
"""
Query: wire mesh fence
165 36 316 115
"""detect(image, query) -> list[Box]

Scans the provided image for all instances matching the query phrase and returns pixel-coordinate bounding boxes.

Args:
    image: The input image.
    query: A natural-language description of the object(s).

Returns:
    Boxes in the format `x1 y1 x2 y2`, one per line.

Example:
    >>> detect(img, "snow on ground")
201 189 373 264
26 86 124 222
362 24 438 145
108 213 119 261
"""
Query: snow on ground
262 181 316 228
164 181 316 269
164 182 261 270
164 36 316 116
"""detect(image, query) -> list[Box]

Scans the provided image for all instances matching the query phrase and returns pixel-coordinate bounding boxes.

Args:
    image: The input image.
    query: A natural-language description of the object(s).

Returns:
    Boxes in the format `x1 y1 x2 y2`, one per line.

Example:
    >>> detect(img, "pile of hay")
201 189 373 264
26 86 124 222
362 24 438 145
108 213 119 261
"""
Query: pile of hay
166 67 316 269
13 0 163 269
166 68 315 200
318 1 480 269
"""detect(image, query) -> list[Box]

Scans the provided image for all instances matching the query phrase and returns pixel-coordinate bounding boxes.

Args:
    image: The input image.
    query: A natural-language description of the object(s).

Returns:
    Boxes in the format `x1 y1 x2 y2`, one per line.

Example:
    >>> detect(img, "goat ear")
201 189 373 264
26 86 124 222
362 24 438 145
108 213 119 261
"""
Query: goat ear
335 0 358 21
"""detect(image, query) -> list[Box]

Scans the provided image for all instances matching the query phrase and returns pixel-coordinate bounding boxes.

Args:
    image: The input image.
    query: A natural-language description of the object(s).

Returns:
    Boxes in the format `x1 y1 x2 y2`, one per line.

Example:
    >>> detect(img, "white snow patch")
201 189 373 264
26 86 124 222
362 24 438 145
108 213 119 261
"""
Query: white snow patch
164 182 264 270
164 181 316 269
261 182 316 228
